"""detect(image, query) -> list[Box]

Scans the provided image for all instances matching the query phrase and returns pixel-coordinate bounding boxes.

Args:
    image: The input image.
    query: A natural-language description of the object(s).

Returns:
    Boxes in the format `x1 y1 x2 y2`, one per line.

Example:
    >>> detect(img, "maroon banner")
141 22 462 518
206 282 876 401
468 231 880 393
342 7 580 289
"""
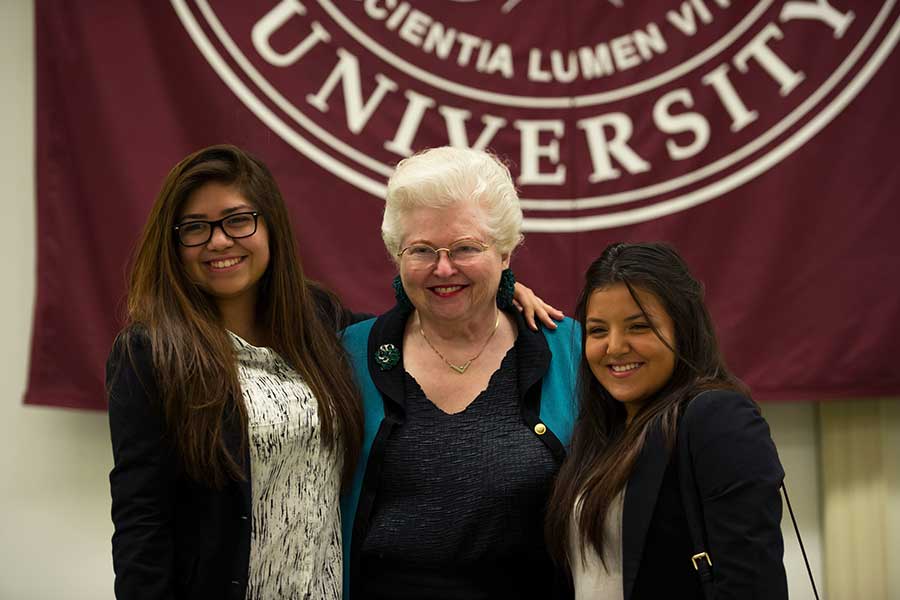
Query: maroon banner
30 0 900 409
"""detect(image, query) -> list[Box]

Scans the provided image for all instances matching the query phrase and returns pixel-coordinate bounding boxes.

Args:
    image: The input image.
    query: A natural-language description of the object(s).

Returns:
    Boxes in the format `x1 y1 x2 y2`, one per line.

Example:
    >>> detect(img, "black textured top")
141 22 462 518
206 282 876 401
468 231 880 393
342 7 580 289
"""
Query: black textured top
359 346 560 599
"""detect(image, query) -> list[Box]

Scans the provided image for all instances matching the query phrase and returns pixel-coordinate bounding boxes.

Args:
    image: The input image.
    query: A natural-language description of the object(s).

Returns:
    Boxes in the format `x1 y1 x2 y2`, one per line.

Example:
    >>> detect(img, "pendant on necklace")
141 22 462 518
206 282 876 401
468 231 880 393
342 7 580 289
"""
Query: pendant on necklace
418 310 501 375
449 360 472 374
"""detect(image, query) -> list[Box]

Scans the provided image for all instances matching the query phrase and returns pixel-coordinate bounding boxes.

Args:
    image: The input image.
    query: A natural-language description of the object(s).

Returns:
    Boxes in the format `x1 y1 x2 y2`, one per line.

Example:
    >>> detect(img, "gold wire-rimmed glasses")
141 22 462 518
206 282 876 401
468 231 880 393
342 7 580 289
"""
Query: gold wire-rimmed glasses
397 239 491 267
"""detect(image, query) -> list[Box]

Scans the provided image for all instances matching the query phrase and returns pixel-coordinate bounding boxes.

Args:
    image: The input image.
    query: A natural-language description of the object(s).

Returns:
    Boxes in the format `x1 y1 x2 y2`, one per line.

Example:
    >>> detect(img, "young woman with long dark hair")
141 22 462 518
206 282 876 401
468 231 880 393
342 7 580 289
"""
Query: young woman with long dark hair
107 145 366 599
545 242 787 599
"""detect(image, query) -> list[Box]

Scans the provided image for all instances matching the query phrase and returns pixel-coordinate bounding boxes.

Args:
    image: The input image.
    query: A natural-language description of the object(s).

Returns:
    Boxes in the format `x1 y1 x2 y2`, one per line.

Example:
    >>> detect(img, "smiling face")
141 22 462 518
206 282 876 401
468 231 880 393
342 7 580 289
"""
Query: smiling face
584 282 676 421
177 182 270 312
398 203 508 324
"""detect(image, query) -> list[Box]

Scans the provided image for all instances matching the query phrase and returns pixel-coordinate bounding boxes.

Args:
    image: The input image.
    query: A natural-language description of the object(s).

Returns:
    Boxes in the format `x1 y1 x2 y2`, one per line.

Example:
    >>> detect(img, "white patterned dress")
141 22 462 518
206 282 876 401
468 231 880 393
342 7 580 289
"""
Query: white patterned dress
231 332 343 600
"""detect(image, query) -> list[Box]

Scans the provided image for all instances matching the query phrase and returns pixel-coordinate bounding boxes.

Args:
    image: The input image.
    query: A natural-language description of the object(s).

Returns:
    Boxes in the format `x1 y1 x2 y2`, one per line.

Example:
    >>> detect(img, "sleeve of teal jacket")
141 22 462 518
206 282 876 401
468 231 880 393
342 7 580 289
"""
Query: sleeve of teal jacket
339 318 382 599
538 317 581 448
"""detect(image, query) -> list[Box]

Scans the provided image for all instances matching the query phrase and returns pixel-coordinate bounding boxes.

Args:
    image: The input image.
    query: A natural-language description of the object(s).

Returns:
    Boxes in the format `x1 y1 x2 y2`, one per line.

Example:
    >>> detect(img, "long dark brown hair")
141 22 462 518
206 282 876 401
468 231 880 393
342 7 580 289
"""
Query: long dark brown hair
545 242 747 570
121 144 362 488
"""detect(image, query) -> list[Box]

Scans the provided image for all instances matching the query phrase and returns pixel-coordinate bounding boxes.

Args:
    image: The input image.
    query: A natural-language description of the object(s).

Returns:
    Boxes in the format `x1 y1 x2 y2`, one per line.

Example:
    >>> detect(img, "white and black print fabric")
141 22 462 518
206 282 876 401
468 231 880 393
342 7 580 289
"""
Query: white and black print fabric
231 333 343 600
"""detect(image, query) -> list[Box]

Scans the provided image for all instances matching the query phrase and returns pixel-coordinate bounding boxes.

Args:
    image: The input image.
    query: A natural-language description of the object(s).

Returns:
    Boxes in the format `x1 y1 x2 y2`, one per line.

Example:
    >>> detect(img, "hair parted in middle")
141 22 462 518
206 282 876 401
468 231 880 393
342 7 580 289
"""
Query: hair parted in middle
381 146 523 259
545 241 748 571
124 144 362 489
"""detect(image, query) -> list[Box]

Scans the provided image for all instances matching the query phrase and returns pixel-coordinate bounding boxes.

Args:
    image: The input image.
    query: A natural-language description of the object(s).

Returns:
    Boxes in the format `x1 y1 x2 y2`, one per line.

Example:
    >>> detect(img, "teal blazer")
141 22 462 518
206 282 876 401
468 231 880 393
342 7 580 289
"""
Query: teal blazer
339 304 581 598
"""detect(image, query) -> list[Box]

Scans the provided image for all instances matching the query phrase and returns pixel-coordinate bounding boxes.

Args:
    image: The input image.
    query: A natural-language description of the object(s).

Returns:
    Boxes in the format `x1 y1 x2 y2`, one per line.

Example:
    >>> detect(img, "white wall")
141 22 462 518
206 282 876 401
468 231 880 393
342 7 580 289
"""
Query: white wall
885 400 900 598
763 402 824 599
1 1 114 599
0 1 825 599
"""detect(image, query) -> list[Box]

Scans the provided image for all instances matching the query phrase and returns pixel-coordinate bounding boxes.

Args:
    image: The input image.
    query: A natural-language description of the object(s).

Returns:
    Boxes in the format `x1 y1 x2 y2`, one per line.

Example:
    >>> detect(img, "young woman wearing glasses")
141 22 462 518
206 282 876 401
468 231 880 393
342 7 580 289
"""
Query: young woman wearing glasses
106 144 559 600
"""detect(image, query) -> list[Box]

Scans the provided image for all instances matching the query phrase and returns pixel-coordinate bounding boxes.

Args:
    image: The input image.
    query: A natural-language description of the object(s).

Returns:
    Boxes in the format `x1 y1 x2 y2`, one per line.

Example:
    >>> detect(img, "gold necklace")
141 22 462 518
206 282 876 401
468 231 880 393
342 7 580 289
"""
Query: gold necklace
418 311 501 374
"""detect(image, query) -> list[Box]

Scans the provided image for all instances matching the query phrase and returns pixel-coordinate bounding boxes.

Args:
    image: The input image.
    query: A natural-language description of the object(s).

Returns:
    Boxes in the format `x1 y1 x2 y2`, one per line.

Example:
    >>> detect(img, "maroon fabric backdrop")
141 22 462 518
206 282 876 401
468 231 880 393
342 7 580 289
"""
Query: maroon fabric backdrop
29 0 900 409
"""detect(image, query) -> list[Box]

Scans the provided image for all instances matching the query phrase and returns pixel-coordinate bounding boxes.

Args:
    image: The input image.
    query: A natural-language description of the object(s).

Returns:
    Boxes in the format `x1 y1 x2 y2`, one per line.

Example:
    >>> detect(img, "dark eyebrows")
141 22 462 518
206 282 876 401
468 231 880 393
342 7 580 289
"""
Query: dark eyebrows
221 205 255 216
179 204 255 221
586 312 646 325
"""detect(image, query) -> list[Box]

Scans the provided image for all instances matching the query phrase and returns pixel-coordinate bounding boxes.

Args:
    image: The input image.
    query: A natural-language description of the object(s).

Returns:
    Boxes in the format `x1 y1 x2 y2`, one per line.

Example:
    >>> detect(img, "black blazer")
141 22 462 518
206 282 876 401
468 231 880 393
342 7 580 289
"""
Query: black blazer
108 330 250 600
623 390 787 600
107 287 366 600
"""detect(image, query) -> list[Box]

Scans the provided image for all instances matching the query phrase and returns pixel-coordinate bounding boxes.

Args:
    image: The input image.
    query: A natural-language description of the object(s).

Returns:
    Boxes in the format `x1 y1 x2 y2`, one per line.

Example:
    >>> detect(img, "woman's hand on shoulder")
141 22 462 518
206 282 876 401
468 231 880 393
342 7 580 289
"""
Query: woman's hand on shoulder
512 282 564 331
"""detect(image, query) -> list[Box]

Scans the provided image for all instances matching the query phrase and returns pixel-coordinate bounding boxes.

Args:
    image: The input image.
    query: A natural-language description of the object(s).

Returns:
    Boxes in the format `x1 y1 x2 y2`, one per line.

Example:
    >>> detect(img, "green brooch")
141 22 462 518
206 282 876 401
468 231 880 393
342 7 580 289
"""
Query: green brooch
375 343 400 371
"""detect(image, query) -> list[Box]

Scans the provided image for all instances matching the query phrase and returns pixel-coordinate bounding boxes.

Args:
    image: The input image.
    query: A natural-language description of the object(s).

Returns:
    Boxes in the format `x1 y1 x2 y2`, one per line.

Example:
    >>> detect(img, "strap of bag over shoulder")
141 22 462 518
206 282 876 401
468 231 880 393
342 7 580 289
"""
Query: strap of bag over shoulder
676 400 715 600
782 482 821 600
676 393 820 600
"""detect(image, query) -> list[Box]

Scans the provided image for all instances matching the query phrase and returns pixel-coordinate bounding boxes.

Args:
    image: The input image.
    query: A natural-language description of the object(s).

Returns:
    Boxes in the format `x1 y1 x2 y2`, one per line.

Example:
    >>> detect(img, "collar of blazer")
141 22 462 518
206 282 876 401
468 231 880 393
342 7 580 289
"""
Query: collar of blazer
364 302 551 419
622 419 671 600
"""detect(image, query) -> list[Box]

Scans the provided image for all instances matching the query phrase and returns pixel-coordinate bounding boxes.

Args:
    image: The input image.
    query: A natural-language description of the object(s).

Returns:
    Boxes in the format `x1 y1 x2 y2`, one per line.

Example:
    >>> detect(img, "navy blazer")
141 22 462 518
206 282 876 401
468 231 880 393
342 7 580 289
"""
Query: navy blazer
623 390 787 600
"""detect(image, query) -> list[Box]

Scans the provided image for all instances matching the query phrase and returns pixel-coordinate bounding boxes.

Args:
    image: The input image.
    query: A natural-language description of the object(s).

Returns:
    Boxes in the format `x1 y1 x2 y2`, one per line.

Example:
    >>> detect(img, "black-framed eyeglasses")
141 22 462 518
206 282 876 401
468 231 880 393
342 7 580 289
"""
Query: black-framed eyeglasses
173 211 261 247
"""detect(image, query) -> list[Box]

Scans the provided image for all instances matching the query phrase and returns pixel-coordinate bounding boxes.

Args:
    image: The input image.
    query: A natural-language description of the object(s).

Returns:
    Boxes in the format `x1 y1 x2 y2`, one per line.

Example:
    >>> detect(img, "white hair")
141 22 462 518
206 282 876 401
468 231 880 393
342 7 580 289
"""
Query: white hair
381 146 524 260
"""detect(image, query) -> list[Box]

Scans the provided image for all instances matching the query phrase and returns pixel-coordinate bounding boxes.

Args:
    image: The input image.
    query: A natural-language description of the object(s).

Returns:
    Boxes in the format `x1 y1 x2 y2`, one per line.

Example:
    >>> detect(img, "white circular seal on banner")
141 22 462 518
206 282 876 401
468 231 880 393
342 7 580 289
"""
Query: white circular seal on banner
172 0 900 231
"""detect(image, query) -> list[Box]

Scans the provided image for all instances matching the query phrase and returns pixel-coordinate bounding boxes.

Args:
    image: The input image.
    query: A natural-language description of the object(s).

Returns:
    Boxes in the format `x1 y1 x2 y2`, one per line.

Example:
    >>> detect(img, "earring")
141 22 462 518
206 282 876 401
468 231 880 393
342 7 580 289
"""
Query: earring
496 268 516 309
392 275 414 311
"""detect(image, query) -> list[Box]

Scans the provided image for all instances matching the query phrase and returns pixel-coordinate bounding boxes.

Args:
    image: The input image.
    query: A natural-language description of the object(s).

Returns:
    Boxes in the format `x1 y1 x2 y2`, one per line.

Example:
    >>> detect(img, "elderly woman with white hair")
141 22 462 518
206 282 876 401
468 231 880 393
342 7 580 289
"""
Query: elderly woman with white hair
340 146 581 599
